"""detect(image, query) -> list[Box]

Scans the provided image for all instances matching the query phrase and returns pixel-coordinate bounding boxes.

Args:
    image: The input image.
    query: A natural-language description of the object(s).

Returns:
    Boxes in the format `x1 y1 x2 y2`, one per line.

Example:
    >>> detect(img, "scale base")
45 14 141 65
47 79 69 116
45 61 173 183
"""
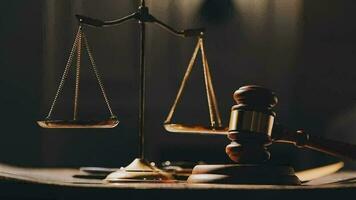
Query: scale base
105 158 174 183
187 164 301 185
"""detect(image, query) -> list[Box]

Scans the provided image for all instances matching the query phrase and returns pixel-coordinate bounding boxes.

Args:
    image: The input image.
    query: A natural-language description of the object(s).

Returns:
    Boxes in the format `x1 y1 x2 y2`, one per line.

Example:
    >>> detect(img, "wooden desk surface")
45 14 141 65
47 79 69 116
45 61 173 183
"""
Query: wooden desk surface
0 163 355 200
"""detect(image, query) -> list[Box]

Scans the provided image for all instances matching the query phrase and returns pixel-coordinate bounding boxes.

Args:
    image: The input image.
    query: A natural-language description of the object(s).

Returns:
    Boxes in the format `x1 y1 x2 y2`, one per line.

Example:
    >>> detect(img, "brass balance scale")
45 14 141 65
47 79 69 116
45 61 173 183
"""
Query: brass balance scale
38 0 226 182
38 0 356 184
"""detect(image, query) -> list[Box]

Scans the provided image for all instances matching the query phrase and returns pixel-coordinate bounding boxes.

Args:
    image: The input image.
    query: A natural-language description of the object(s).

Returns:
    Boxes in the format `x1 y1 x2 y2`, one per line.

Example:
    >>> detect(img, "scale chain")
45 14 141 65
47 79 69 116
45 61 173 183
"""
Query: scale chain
46 27 81 119
200 38 216 127
73 27 82 120
82 33 115 118
164 38 201 124
165 37 222 128
205 60 222 127
200 38 222 127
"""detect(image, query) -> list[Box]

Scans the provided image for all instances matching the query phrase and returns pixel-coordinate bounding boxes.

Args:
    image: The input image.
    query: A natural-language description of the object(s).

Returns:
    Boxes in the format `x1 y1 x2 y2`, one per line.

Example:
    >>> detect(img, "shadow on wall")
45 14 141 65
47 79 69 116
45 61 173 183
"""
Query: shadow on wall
0 1 42 166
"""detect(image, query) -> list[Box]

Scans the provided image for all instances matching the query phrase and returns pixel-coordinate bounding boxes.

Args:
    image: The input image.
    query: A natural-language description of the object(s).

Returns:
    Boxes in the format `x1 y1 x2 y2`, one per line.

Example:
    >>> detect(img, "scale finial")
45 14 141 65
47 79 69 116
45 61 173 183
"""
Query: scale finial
141 0 146 7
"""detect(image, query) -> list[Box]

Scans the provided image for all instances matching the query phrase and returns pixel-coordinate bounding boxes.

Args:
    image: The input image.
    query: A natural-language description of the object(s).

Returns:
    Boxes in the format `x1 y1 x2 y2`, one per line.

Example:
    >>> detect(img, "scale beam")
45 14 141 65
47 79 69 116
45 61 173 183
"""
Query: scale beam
75 6 204 37
152 17 205 37
75 13 137 28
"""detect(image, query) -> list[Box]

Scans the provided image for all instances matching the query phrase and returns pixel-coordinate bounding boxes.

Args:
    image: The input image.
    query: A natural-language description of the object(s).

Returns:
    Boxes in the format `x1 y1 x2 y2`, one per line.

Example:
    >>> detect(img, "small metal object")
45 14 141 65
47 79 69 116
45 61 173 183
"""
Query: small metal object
79 167 119 174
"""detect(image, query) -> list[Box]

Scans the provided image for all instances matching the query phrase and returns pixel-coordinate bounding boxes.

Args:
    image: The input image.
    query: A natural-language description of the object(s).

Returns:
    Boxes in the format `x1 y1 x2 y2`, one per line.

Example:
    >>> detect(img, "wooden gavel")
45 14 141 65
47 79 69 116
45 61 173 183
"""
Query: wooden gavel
226 85 356 163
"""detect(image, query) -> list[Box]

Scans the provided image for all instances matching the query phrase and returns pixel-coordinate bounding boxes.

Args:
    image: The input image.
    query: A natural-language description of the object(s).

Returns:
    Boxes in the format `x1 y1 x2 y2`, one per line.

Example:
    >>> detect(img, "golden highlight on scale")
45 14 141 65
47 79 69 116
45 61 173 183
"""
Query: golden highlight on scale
37 0 356 184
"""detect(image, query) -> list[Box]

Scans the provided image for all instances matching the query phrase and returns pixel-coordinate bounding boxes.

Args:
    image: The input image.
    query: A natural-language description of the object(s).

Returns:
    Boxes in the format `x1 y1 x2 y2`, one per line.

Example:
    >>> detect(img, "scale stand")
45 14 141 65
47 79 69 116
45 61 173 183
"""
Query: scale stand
77 0 204 182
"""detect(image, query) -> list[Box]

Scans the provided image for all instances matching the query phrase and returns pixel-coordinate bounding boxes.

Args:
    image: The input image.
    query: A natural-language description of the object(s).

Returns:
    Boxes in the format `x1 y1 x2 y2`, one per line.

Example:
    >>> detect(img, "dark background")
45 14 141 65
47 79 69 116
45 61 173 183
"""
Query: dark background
0 0 355 170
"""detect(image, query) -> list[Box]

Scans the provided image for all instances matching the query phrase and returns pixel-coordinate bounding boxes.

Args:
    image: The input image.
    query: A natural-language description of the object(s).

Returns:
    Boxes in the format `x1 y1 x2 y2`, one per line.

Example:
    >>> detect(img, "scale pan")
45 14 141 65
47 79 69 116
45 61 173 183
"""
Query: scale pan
164 123 228 135
37 118 119 129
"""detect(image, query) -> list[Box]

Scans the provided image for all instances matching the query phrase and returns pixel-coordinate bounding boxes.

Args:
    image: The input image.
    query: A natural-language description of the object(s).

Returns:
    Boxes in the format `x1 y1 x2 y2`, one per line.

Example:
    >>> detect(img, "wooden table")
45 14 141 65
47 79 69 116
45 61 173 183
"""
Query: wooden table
0 163 355 200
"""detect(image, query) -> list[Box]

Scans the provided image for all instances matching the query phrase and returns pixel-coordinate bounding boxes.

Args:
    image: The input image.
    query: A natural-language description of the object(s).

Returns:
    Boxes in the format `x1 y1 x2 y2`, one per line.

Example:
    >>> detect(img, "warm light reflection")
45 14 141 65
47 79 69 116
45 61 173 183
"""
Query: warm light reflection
295 162 344 182
273 0 303 40
234 0 269 39
233 0 302 42
179 0 204 17
148 0 204 24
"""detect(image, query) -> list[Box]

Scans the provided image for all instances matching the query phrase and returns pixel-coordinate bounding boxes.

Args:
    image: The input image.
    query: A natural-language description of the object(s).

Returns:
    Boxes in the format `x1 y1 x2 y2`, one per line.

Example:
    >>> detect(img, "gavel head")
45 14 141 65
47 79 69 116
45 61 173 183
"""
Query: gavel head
226 85 278 164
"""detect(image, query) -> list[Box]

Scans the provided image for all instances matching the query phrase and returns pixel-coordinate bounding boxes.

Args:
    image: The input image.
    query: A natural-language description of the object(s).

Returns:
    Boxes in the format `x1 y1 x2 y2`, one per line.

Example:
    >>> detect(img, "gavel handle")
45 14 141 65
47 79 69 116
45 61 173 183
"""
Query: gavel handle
304 135 356 160
272 126 356 161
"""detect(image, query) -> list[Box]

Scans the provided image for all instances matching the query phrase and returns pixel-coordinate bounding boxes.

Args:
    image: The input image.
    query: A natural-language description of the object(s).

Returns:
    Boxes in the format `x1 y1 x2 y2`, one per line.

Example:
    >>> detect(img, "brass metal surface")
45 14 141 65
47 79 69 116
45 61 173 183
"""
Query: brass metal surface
229 110 274 135
164 123 228 135
37 118 119 129
105 158 174 183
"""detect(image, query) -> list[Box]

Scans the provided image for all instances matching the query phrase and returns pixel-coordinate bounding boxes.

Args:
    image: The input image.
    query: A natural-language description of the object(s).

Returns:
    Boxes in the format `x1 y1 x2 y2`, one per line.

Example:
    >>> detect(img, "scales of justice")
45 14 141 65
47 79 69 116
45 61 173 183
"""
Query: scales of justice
38 0 356 184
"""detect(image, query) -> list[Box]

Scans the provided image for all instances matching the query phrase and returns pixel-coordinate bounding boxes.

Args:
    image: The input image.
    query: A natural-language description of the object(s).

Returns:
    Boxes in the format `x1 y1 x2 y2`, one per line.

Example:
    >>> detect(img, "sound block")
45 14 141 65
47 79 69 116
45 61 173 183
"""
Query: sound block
188 164 301 185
